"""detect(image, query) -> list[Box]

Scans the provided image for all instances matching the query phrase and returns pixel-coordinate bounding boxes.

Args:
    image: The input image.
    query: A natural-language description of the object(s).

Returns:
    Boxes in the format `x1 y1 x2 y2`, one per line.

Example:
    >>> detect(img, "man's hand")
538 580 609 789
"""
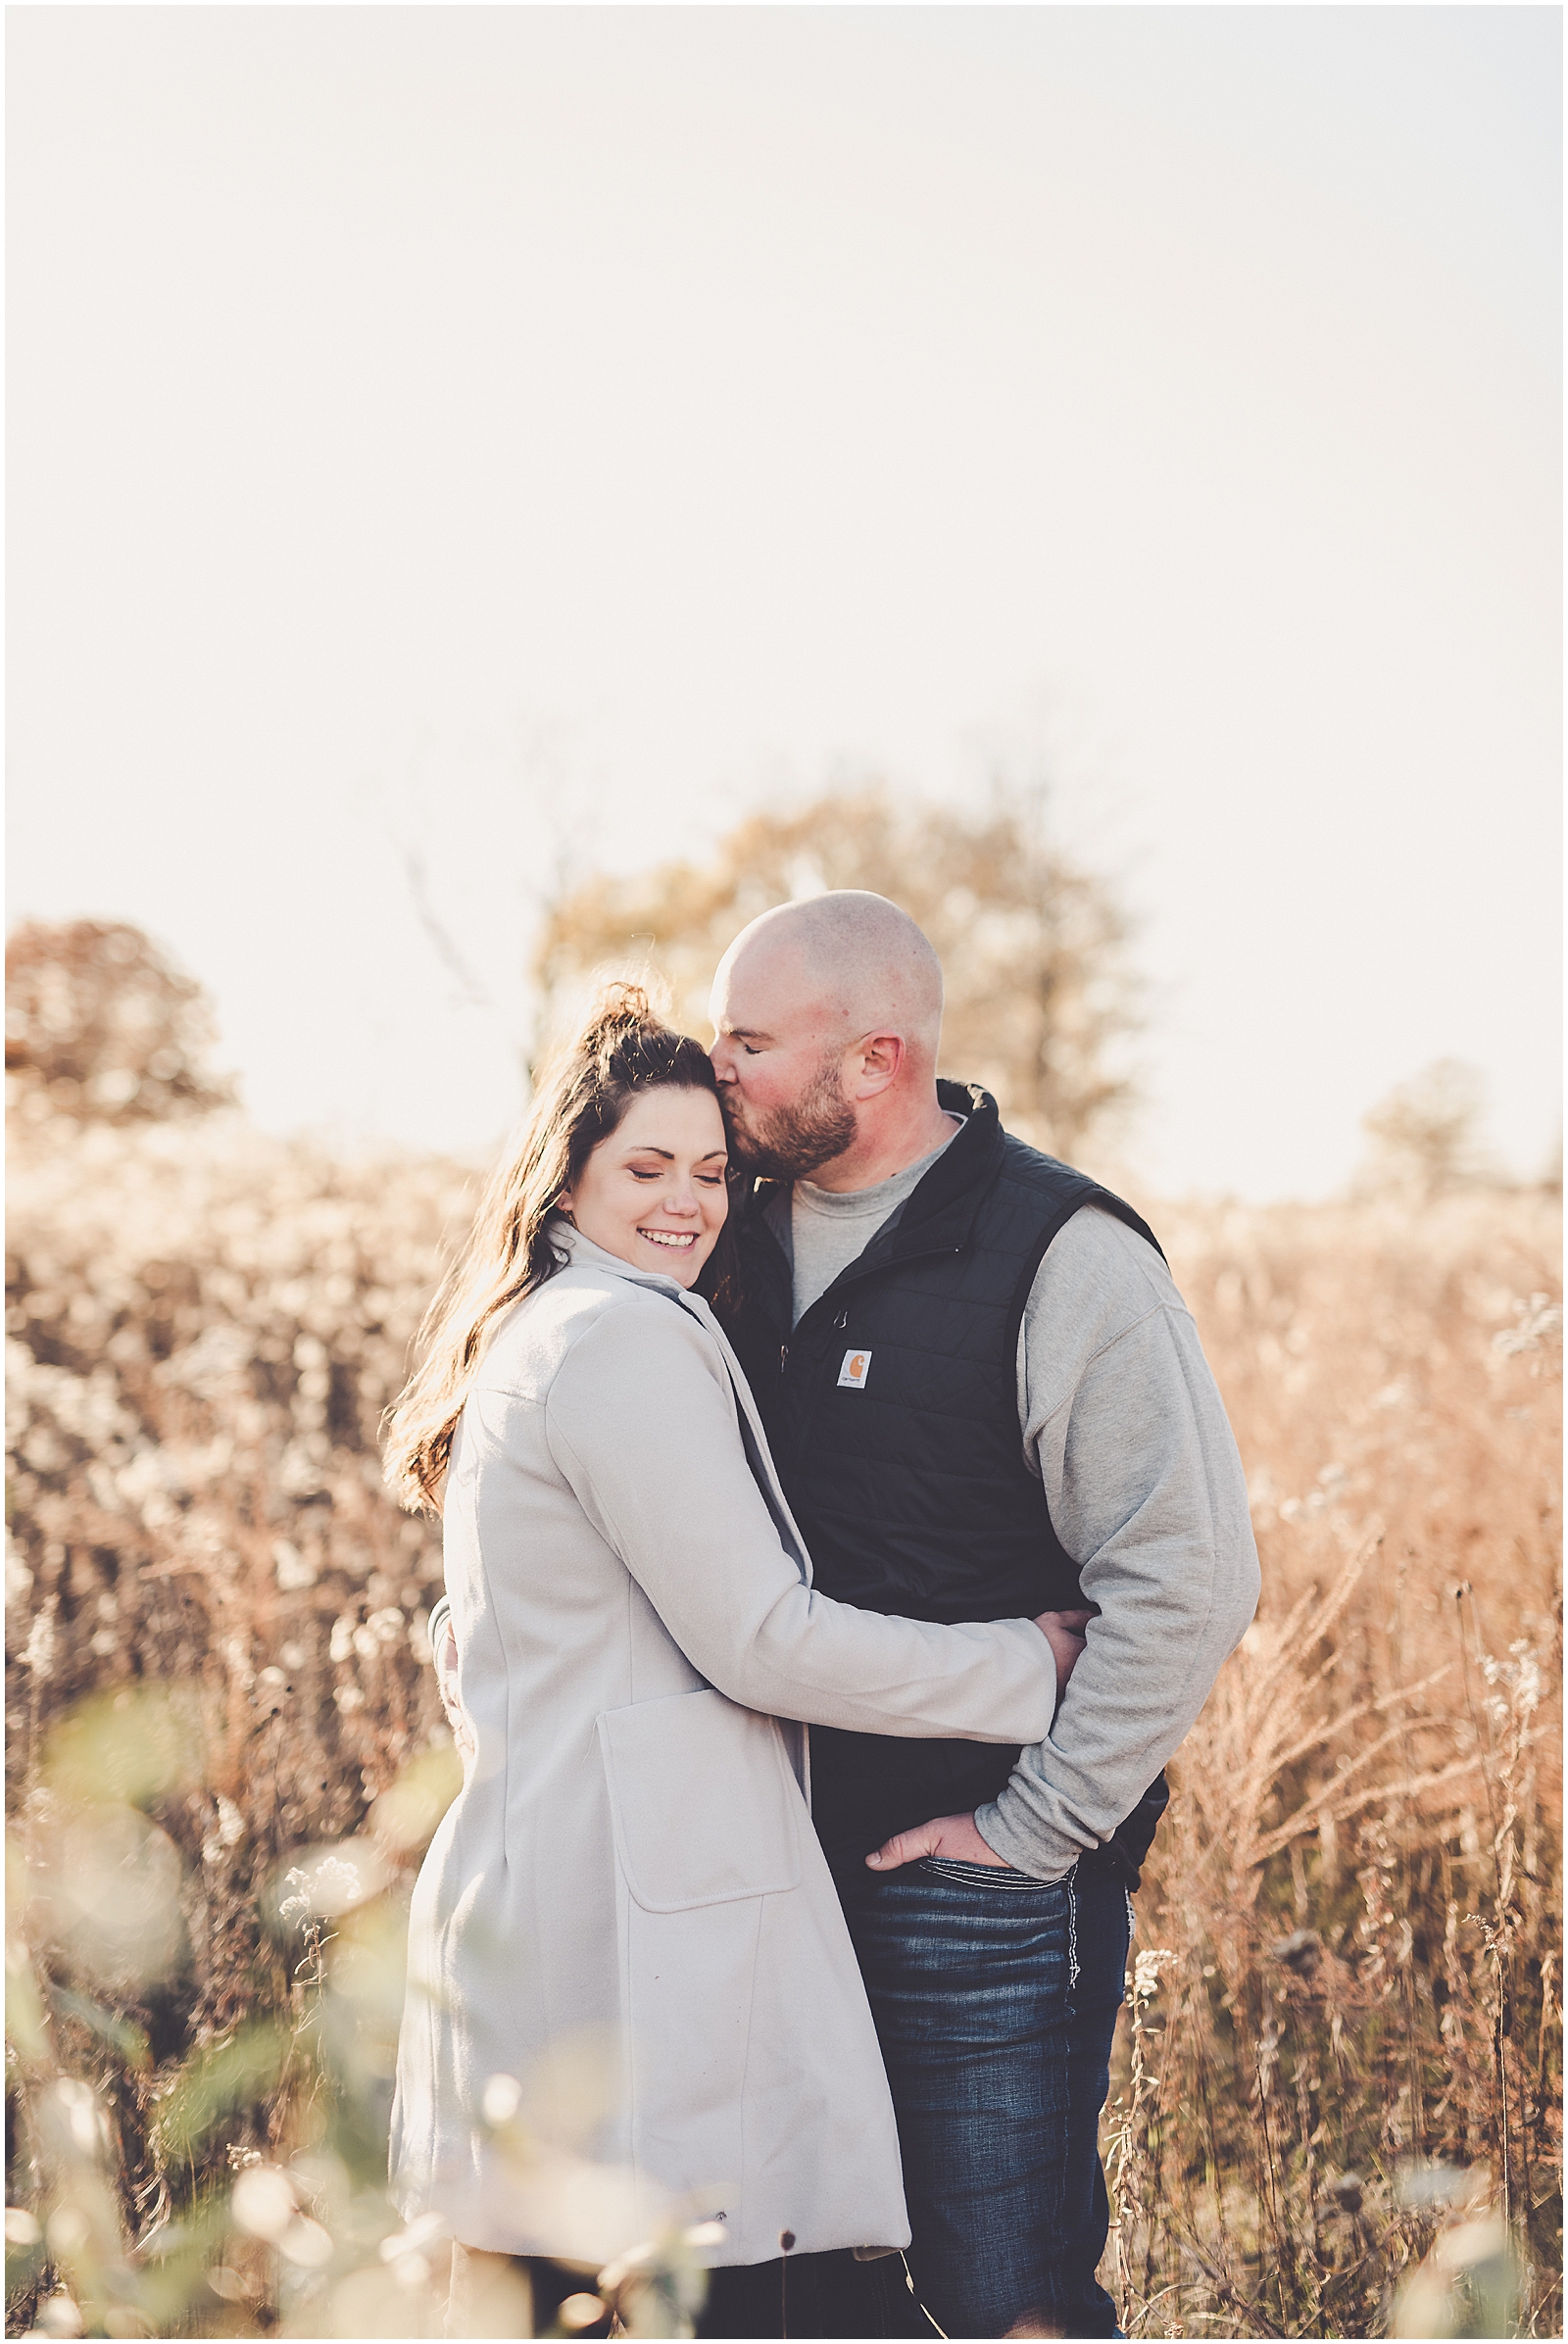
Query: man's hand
865 1811 1010 1871
1034 1606 1093 1701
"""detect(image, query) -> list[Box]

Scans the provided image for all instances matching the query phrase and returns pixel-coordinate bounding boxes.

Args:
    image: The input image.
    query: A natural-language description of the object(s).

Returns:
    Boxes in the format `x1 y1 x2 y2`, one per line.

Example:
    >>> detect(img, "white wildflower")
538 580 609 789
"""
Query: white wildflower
23 1599 57 1680
1132 1947 1181 2003
202 1795 246 1865
273 1538 317 1591
1493 1294 1562 1356
482 2074 522 2126
231 2164 298 2243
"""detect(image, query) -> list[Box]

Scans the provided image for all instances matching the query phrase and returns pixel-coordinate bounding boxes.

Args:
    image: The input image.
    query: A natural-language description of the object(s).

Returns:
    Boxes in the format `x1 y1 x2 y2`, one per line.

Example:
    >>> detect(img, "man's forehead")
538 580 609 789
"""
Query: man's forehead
713 933 839 1031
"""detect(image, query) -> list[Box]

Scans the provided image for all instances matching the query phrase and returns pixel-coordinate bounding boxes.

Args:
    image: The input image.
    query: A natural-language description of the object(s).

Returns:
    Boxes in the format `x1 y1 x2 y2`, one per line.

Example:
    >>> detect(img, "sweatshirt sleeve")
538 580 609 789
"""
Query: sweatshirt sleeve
974 1209 1260 1880
540 1296 1055 1745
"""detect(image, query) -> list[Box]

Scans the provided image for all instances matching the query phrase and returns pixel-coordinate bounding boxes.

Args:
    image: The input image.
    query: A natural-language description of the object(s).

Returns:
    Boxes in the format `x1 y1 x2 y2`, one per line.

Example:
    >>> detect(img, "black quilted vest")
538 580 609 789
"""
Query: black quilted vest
720 1080 1169 1875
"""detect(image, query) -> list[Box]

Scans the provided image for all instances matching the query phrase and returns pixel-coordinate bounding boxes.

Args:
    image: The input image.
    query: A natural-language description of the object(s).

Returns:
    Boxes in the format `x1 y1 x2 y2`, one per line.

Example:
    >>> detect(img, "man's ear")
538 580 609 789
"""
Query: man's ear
851 1033 905 1098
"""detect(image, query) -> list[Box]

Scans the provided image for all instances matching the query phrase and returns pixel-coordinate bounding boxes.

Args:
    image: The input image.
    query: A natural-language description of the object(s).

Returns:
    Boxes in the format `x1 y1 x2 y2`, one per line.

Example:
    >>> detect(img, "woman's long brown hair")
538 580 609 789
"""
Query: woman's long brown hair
382 980 733 1514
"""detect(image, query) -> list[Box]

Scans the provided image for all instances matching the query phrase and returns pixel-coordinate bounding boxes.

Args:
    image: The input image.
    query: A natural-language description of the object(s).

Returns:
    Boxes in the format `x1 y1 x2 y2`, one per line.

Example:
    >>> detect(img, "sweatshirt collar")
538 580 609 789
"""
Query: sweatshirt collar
743 1080 1004 1249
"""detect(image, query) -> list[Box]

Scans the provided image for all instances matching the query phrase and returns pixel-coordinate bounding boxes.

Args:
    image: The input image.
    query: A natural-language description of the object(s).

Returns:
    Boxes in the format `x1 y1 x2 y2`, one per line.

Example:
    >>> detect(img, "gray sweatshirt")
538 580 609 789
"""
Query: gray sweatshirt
787 1137 1260 1882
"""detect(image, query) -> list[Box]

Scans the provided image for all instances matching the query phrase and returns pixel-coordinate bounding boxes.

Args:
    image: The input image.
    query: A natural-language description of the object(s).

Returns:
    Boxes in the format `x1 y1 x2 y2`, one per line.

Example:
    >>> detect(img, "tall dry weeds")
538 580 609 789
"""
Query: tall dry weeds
5 1122 1561 2337
1104 1191 1562 2338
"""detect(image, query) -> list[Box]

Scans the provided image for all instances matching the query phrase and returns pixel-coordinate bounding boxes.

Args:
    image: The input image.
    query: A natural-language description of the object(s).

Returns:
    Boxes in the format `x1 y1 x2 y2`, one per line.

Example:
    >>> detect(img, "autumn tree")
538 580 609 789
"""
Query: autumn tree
1358 1057 1494 1199
533 784 1139 1158
5 920 235 1125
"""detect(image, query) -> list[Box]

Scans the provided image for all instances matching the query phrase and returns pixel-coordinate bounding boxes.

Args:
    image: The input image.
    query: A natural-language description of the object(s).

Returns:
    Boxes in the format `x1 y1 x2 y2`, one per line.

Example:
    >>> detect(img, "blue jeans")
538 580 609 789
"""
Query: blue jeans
832 1854 1131 2340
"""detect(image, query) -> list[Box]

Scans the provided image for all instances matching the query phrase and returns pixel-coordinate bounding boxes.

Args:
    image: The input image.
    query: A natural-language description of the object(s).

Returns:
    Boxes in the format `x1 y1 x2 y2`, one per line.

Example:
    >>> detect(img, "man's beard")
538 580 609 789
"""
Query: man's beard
723 1056 857 1181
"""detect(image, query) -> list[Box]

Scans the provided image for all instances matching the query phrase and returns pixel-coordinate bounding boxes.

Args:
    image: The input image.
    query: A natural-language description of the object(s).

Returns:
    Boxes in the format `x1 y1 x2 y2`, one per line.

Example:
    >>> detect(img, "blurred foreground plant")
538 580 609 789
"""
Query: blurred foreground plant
7 1689 710 2338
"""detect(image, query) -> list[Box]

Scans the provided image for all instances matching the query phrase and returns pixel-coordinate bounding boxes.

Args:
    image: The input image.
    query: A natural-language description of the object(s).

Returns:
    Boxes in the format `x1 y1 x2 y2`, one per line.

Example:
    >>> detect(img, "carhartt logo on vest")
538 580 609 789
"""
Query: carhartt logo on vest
837 1349 872 1389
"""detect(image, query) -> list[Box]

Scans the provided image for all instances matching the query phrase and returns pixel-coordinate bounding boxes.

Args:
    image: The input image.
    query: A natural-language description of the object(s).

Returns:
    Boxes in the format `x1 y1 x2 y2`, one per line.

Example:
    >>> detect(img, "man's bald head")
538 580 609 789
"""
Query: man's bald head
714 893 944 1065
710 894 952 1184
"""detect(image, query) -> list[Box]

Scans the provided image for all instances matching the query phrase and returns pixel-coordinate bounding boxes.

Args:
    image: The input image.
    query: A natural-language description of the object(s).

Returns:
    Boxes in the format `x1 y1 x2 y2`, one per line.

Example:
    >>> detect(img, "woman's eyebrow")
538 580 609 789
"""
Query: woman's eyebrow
621 1145 728 1162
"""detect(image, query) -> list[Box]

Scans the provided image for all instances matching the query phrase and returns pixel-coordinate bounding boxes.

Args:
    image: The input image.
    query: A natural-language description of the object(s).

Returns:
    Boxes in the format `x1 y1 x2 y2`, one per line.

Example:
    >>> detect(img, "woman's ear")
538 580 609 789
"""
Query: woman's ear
556 1196 575 1224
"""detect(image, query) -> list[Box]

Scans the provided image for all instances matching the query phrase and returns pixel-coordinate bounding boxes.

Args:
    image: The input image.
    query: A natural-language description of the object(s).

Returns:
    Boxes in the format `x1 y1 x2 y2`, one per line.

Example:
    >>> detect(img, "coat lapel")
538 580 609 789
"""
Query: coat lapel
674 1292 813 1589
556 1227 813 1587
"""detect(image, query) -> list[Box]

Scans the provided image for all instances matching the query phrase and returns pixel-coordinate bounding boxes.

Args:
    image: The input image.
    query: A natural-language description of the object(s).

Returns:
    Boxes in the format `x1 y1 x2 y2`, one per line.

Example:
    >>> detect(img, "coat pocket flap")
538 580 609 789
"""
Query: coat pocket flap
598 1688 804 1913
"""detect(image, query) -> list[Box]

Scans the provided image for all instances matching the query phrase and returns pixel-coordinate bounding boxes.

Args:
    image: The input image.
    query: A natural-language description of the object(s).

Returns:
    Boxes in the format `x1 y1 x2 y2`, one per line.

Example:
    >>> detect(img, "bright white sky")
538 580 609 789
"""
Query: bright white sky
8 6 1561 1197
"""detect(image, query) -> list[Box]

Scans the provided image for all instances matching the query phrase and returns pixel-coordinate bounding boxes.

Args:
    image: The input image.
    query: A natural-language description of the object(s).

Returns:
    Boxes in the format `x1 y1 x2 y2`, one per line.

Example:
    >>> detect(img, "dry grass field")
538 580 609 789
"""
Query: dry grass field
5 1112 1560 2338
1109 1187 1561 2339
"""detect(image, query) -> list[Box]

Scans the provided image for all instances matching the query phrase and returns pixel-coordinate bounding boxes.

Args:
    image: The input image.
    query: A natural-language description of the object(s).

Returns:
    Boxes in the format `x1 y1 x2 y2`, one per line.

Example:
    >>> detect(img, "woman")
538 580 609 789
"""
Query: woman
383 986 1075 2333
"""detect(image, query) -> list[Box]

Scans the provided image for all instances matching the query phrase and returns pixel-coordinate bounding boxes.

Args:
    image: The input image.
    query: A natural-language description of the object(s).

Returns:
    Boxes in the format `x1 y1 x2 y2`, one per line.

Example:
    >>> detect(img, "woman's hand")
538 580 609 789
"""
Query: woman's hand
434 1612 476 1768
864 1612 1096 1872
1034 1606 1093 1700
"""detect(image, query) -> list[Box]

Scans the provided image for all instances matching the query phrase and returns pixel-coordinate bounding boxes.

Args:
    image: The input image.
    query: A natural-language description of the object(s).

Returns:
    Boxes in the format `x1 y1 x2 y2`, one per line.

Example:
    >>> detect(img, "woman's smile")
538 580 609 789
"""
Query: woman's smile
558 1087 729 1288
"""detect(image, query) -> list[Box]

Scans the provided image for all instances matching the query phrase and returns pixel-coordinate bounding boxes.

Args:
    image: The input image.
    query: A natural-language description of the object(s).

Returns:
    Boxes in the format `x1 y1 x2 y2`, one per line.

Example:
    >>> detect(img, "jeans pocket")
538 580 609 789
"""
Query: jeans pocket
918 1855 1051 1888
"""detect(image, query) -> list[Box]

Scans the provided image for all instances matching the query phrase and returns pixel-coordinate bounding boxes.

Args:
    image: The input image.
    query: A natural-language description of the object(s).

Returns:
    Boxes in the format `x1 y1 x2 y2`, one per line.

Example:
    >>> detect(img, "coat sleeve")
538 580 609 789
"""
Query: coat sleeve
539 1298 1055 1744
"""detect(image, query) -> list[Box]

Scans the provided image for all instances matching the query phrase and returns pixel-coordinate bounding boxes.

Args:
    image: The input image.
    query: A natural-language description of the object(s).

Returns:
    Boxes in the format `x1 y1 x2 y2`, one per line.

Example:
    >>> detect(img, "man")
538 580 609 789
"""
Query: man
704 891 1259 2340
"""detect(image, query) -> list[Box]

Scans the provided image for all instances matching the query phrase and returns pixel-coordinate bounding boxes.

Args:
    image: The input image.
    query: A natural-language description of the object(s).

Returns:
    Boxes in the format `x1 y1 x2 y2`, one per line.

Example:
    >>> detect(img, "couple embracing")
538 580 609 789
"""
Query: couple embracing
383 892 1259 2341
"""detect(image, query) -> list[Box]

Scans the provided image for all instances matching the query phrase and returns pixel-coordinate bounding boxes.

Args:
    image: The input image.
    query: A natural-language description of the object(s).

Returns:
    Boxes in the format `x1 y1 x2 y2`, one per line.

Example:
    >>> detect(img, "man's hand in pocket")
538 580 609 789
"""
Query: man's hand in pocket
865 1812 1010 1872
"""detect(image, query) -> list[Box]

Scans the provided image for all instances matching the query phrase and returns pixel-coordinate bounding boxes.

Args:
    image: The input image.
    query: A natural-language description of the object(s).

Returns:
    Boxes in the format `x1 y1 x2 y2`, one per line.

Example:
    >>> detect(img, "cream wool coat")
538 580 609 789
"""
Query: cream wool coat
390 1231 1056 2269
